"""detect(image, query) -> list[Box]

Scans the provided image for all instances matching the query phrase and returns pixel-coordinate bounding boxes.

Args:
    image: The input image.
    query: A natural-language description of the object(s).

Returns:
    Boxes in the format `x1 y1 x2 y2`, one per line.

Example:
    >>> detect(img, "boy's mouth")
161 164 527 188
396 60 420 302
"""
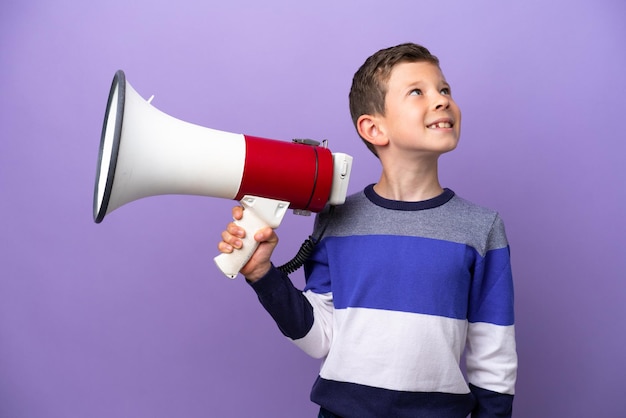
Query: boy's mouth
427 119 454 129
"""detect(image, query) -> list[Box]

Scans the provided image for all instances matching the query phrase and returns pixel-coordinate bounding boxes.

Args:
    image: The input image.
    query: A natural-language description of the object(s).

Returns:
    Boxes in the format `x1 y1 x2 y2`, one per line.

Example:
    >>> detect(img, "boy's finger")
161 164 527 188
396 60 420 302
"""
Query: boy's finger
217 241 233 253
227 222 244 238
221 230 242 249
231 205 244 220
254 227 277 243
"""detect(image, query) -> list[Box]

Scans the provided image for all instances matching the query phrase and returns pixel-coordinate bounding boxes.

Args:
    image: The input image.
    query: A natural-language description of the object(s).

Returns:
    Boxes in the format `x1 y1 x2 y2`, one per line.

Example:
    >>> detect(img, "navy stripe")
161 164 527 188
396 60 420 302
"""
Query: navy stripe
364 183 455 211
311 377 475 418
470 383 514 417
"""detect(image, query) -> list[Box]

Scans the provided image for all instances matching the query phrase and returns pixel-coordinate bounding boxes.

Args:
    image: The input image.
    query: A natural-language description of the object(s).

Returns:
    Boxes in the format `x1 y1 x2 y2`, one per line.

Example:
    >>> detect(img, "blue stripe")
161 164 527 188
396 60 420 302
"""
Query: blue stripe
307 235 473 319
305 235 514 325
468 246 515 325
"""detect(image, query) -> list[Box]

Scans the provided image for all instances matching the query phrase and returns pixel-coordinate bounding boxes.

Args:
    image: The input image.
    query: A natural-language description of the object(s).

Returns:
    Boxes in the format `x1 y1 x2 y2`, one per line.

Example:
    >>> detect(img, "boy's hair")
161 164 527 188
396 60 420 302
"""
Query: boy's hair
349 43 440 157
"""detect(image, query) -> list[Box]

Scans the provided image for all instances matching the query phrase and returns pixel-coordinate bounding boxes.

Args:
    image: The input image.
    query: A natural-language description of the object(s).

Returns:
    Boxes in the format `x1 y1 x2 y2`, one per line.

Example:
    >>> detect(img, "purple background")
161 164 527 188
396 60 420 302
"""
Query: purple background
1 1 625 417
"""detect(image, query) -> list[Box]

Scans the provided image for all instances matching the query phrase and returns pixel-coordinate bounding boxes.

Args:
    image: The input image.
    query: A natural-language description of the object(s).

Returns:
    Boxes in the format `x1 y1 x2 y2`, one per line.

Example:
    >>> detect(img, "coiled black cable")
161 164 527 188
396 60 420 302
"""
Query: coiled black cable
277 206 335 275
277 236 318 275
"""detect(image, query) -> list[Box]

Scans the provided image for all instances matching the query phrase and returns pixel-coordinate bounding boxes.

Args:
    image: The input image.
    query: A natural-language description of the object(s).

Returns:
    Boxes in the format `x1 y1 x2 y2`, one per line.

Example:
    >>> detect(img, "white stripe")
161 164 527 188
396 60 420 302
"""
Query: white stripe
291 291 334 359
313 307 470 393
466 322 517 394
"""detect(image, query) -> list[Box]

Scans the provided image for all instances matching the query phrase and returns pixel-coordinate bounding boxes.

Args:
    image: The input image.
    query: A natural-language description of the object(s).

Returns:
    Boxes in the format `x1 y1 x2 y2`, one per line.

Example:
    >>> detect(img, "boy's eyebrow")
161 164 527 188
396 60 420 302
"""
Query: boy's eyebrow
406 80 426 88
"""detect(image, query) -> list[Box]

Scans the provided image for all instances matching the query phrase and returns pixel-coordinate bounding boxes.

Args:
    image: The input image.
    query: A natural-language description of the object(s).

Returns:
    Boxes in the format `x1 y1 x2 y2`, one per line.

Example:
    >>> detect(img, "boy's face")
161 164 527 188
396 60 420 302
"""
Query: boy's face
377 61 461 158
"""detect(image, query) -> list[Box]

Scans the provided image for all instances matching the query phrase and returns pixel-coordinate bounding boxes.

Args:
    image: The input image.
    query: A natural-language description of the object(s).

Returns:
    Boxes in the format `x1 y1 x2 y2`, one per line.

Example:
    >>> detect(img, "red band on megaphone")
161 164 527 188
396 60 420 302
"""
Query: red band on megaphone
235 136 333 212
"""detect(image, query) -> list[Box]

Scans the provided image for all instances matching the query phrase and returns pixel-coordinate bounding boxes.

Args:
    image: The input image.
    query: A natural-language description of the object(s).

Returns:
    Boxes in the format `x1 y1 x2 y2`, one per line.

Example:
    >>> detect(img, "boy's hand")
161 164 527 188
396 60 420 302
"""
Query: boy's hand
217 205 279 282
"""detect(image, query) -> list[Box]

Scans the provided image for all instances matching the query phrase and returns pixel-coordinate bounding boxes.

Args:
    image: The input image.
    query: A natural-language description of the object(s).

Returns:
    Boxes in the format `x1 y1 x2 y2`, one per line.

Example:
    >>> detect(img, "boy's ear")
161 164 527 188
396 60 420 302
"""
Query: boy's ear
356 114 389 147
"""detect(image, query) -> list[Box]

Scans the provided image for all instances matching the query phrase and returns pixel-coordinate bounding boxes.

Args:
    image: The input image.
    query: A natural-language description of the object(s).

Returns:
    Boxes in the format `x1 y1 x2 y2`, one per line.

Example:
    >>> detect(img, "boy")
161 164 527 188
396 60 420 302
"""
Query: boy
218 43 517 417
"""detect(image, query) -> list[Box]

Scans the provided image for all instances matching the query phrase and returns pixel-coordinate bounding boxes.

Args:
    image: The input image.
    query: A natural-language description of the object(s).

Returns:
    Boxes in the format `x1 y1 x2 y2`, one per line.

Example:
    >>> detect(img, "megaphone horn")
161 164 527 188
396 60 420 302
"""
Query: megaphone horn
94 70 353 278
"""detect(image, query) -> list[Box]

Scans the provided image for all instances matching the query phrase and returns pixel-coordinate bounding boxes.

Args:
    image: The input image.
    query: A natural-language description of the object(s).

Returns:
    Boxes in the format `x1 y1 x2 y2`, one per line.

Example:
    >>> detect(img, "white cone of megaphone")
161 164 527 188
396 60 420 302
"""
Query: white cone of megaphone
93 70 353 278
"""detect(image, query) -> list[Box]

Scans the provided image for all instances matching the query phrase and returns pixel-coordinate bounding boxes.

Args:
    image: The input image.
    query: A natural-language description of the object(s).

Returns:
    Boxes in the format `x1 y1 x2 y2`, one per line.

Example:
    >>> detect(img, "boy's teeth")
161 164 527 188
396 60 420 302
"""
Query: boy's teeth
429 122 451 128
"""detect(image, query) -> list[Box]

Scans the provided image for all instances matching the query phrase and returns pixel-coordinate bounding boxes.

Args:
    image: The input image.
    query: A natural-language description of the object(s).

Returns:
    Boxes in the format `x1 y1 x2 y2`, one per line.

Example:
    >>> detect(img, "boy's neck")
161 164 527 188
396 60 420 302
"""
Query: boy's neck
374 156 443 202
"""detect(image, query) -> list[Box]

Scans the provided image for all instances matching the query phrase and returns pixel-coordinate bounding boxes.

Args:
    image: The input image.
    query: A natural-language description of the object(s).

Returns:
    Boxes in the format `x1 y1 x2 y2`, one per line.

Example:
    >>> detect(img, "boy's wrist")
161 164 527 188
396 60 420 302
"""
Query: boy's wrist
246 263 284 297
243 262 272 283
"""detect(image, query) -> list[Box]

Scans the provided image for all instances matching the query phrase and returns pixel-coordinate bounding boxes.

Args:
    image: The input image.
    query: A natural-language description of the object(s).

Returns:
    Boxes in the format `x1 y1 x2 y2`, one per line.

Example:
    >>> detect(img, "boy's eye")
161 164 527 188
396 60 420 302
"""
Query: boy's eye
440 87 451 95
409 89 422 96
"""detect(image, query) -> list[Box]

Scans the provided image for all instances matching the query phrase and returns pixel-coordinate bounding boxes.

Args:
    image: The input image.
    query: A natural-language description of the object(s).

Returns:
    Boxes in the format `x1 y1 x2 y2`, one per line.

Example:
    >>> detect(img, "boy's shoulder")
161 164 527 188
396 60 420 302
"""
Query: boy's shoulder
443 192 501 221
434 193 509 253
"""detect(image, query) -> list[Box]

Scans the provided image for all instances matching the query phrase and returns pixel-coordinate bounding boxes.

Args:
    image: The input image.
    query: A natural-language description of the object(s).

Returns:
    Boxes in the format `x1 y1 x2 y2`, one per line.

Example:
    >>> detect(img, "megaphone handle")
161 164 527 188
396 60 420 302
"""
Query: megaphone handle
214 196 289 279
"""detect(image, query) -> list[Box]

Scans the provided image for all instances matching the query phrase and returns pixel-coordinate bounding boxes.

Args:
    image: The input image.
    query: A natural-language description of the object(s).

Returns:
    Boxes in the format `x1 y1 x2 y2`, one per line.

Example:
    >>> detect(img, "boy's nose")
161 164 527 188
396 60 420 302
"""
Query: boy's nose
434 95 450 110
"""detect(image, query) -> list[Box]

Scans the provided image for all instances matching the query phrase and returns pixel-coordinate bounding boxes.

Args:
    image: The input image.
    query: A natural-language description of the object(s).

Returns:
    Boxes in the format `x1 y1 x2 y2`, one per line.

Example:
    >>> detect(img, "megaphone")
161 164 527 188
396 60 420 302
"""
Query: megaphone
94 70 353 278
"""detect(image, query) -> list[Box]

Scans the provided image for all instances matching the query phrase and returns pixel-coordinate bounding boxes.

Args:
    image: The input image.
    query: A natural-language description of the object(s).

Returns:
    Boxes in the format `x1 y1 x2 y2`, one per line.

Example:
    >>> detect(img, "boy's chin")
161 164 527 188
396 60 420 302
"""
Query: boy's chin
433 140 460 155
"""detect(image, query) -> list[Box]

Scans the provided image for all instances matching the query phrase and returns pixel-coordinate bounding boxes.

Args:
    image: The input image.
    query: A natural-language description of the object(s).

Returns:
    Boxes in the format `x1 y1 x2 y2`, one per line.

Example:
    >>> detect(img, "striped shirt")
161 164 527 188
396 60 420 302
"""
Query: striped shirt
251 185 517 417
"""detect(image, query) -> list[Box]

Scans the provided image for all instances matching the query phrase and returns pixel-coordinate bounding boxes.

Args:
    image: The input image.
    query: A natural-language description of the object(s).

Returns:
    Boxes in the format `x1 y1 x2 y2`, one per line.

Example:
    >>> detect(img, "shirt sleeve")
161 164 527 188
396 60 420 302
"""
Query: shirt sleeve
466 215 518 417
249 262 334 359
249 265 314 340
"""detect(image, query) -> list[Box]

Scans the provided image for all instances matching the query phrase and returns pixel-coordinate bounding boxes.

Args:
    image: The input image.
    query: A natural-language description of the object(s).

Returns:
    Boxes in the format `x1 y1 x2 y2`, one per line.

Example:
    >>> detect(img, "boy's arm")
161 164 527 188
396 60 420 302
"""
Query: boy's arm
469 383 514 418
218 206 333 357
249 262 334 359
249 265 315 340
467 322 516 417
466 215 517 418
